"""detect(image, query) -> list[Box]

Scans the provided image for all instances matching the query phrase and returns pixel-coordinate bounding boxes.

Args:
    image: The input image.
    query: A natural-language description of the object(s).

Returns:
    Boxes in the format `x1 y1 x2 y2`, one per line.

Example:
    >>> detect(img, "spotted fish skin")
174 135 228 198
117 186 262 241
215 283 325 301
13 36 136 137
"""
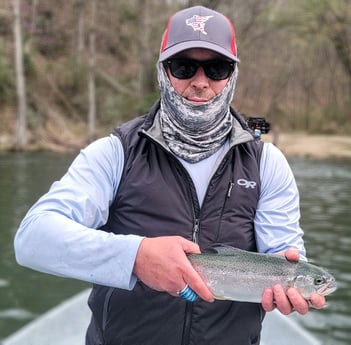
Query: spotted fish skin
188 247 337 302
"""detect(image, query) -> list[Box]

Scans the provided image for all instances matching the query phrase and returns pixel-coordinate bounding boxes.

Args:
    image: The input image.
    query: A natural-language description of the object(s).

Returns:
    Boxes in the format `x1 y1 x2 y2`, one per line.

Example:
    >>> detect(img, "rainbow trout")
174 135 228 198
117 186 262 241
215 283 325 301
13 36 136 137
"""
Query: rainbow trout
188 247 337 302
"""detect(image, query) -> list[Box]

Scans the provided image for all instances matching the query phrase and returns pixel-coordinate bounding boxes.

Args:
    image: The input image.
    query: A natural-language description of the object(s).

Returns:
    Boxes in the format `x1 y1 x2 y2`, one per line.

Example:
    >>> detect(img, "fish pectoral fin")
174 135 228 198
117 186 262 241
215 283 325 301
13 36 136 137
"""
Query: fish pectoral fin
214 295 226 300
214 293 235 301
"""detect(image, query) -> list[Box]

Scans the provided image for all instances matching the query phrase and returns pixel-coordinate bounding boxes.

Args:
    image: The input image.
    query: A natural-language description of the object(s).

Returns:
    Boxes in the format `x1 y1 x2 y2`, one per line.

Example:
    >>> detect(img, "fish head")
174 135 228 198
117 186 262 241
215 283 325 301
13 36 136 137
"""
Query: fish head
293 263 337 299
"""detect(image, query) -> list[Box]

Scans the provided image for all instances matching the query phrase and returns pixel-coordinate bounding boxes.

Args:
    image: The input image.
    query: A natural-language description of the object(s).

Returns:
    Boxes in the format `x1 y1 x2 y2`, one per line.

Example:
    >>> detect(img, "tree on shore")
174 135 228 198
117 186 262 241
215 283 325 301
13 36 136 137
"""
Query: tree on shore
87 0 96 143
12 0 27 150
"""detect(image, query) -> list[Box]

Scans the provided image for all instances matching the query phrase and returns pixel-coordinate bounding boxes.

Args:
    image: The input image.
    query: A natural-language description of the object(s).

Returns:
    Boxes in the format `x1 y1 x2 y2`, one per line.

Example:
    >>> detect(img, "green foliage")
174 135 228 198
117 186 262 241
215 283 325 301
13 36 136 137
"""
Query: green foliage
54 58 88 120
99 94 133 127
0 46 15 105
98 87 159 128
23 50 37 79
27 106 43 130
57 58 87 95
138 90 160 115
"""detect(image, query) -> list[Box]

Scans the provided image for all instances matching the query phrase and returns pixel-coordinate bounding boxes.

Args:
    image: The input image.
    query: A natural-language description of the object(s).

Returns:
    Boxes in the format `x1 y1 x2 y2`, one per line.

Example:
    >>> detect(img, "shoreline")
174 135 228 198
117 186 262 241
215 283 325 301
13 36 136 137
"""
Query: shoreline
1 132 351 160
263 132 351 160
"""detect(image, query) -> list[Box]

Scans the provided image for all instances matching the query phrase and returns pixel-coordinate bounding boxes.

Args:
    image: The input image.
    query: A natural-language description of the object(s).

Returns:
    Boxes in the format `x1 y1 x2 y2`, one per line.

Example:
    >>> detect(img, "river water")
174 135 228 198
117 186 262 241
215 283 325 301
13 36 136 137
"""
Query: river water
0 152 350 344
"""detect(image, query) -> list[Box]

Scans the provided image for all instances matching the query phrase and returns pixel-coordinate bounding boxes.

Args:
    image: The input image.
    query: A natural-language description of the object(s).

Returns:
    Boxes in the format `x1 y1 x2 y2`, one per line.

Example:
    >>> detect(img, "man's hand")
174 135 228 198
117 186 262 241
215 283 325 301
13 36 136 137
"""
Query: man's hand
133 236 214 302
261 248 326 315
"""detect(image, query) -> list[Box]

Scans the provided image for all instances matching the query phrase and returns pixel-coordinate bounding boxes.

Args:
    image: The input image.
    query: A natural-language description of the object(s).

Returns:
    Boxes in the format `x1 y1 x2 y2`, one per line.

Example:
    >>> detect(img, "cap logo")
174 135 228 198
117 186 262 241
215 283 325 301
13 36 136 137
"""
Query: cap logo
185 15 213 35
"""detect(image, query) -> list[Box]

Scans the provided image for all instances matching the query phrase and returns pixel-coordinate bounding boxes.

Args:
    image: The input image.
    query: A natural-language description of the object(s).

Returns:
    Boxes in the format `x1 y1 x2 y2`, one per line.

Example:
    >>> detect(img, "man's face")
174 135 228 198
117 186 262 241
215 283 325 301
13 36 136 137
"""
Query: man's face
165 48 232 104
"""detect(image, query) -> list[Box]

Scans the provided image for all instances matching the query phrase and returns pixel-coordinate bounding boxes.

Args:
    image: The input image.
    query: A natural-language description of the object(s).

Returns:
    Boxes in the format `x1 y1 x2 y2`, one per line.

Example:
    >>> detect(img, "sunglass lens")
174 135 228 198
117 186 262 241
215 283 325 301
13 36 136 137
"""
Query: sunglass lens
170 60 197 79
205 61 232 80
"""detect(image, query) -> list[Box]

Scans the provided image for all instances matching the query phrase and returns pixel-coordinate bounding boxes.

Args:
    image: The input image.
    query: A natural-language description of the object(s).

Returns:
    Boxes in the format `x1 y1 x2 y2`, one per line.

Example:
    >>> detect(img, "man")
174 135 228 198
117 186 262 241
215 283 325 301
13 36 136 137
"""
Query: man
14 6 325 345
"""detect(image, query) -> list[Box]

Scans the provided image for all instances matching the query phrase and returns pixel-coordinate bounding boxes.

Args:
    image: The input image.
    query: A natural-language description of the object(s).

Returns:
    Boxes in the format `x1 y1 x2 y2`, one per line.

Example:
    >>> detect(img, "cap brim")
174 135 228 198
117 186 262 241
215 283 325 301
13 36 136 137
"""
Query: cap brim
159 41 240 62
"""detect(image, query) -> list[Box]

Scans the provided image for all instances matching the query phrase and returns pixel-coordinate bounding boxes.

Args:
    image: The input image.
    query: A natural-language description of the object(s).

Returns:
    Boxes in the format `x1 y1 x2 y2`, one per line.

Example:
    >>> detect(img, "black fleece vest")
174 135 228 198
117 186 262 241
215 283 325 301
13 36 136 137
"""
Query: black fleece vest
86 103 265 345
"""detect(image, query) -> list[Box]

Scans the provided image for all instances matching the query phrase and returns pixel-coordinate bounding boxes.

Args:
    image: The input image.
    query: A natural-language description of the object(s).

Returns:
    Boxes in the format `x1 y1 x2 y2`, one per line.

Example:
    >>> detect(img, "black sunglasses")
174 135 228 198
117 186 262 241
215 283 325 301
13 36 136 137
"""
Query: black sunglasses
163 58 235 81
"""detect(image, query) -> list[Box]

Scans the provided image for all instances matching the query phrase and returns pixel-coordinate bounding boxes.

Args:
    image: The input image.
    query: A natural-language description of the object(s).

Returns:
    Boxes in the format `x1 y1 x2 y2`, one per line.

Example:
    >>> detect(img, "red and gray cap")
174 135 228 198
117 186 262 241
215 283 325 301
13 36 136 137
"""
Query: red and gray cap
159 6 239 62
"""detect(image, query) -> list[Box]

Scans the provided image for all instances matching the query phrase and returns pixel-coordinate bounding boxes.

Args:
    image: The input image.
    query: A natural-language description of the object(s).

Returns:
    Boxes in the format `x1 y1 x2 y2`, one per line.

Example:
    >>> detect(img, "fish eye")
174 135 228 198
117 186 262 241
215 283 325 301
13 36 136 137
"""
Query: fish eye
314 276 326 285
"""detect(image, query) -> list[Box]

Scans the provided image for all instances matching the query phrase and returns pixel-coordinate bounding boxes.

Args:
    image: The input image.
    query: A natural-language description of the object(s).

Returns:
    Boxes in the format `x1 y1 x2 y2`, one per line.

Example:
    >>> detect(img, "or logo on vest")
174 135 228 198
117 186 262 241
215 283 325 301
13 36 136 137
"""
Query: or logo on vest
185 15 213 35
237 178 257 189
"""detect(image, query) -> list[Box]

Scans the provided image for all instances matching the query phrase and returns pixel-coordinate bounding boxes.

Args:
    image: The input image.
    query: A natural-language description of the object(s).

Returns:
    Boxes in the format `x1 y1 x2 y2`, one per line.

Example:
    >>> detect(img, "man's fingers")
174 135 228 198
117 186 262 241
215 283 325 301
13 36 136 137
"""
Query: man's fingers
263 285 327 316
183 258 214 302
177 237 214 302
180 237 201 254
287 288 309 315
272 285 294 315
261 288 276 312
309 293 326 309
284 248 300 262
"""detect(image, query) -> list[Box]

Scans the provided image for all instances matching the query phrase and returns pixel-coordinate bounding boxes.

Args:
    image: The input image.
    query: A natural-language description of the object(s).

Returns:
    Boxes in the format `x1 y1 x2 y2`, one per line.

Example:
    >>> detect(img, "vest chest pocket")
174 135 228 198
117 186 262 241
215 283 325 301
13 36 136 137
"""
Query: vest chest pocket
211 180 258 250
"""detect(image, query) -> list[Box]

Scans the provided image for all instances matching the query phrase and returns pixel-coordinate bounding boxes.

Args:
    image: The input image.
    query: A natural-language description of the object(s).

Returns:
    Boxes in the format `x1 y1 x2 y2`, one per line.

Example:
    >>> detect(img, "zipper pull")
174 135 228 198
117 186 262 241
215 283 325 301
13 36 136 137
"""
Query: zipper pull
227 182 234 197
192 219 200 243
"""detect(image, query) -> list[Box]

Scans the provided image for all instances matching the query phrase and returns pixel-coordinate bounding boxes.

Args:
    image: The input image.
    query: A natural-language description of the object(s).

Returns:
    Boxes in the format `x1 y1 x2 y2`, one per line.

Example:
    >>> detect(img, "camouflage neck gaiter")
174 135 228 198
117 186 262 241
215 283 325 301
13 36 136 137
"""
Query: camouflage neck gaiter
157 62 238 163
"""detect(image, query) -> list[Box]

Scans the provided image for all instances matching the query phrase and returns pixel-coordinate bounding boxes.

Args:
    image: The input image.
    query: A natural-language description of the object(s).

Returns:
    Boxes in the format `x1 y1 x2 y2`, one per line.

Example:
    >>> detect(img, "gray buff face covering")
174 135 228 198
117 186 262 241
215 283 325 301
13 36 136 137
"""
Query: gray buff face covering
158 62 238 163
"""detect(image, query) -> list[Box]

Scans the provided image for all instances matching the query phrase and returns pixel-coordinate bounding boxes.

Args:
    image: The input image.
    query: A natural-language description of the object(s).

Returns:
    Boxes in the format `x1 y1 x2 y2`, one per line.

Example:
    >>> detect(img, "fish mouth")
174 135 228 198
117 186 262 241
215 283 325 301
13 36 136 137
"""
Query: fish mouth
319 281 337 296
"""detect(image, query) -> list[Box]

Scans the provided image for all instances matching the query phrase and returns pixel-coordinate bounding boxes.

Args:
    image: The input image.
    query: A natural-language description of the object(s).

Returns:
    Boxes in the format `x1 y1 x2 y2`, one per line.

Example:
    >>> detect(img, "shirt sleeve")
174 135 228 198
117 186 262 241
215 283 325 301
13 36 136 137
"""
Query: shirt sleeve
255 143 306 258
14 135 144 289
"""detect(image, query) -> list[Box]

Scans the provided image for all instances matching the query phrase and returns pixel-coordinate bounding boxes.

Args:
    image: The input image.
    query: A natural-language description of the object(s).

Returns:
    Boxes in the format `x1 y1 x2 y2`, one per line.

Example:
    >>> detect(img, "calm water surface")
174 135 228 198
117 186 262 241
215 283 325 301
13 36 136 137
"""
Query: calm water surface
0 152 350 344
0 152 89 339
291 158 351 345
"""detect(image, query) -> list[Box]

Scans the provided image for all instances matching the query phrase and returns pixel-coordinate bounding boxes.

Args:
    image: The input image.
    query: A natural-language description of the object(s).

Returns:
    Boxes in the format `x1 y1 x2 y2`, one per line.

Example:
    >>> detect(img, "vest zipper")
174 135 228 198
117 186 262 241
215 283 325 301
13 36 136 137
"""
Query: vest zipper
182 302 193 345
192 218 200 244
227 181 235 197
